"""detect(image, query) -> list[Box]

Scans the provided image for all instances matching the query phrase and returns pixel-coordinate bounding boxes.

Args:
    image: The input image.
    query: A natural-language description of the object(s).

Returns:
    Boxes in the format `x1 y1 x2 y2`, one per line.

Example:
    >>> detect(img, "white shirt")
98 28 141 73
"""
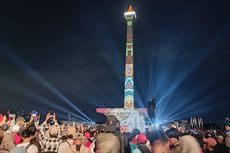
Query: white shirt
58 139 74 153
17 142 38 153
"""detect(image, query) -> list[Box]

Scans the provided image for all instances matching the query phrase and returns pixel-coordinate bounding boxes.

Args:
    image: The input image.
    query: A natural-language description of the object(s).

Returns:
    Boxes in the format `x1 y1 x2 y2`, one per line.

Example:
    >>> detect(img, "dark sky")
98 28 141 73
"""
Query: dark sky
0 0 229 123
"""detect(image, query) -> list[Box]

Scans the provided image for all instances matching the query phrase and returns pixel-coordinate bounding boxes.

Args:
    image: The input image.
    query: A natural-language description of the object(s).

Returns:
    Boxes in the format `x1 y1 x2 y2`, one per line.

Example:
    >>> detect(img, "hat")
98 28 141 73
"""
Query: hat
97 124 105 132
105 115 118 132
203 138 217 147
67 126 76 136
138 133 148 144
73 132 83 139
217 135 224 139
12 124 20 133
10 146 27 153
84 132 90 139
49 125 59 136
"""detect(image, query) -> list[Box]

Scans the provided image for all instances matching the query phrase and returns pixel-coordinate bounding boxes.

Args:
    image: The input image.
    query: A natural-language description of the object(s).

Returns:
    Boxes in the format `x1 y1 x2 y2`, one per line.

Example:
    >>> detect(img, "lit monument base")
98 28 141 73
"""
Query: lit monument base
96 108 147 132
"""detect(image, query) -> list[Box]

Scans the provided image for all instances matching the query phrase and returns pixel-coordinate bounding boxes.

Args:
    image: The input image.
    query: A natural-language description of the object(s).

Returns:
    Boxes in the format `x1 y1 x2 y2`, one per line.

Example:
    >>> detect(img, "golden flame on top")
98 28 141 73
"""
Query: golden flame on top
128 5 134 12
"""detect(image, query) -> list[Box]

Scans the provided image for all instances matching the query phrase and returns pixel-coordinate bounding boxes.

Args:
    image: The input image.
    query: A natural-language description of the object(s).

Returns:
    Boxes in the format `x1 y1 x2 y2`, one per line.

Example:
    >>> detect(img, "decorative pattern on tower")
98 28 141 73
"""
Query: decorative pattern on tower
124 5 136 109
96 5 147 132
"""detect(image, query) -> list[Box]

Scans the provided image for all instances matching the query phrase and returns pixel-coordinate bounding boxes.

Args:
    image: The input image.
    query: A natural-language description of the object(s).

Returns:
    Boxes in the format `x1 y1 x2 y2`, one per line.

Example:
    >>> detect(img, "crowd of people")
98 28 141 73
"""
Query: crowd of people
0 111 229 153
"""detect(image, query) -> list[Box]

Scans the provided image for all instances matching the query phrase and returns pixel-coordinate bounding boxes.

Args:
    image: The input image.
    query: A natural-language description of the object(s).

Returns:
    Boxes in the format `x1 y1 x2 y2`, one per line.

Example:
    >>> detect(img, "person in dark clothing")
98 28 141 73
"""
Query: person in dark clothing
136 133 151 153
215 135 225 153
104 115 129 153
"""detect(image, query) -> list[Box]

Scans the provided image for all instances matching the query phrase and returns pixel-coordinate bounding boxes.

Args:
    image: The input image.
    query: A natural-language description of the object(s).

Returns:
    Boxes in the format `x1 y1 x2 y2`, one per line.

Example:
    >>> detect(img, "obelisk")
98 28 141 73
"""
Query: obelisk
124 5 135 109
97 5 147 132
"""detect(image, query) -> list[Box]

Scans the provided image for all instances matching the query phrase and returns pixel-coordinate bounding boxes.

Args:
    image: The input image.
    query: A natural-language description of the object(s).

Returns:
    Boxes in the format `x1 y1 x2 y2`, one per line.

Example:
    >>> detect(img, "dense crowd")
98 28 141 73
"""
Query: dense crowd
0 111 229 153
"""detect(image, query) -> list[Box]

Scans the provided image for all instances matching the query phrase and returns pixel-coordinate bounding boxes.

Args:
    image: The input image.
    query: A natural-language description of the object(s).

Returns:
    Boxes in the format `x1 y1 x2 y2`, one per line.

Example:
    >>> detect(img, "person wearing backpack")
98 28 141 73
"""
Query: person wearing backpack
17 129 38 153
105 115 129 153
64 132 90 153
58 126 76 153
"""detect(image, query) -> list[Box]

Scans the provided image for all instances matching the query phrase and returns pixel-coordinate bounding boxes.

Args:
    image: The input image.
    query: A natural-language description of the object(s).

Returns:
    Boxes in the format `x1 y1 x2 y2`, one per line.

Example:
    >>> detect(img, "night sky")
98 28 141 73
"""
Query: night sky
0 0 229 123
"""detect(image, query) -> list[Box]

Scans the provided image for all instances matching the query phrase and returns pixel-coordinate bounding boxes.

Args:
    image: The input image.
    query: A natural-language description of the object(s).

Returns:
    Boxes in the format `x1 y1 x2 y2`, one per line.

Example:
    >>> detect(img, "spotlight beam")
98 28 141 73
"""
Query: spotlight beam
0 48 92 122
0 76 89 122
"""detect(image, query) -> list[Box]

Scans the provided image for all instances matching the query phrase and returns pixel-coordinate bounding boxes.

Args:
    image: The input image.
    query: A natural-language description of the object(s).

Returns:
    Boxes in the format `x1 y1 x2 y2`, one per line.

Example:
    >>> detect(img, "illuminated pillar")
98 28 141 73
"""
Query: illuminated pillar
96 5 147 132
124 6 136 109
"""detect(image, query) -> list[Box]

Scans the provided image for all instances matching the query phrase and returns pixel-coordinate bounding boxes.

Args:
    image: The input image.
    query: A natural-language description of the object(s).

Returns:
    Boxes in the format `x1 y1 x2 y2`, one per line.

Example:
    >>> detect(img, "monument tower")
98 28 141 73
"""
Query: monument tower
124 5 135 109
97 5 147 132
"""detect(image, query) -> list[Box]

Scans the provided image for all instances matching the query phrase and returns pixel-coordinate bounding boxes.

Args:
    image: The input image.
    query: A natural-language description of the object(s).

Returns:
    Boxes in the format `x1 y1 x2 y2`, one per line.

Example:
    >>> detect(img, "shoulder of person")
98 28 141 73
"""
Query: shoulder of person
96 133 118 140
179 135 197 143
64 145 82 153
80 145 90 152
27 144 38 152
60 141 70 146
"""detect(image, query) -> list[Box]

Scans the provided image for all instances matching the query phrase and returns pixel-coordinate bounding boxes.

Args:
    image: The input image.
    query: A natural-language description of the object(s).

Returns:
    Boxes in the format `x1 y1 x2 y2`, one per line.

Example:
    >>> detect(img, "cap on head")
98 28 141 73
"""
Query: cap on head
12 124 20 133
217 135 224 140
138 133 148 144
203 138 217 147
105 115 118 133
84 132 91 139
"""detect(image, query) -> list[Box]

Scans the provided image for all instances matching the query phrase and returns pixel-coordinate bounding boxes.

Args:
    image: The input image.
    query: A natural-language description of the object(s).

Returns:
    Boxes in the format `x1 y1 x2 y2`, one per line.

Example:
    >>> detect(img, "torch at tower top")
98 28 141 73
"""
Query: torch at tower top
124 5 136 20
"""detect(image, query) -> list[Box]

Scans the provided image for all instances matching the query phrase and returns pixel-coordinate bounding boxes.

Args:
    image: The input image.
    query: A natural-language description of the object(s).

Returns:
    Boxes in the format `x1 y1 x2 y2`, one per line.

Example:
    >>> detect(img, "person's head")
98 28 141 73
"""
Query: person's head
216 135 224 144
27 125 36 134
166 128 180 139
226 126 230 131
178 126 185 134
21 129 33 142
84 132 91 139
16 117 25 126
166 128 180 146
105 115 119 133
96 124 105 134
152 140 170 153
137 133 148 144
61 130 67 141
49 125 59 138
73 132 84 145
96 133 120 153
132 128 141 137
11 124 20 134
67 126 76 139
203 138 217 151
149 130 168 144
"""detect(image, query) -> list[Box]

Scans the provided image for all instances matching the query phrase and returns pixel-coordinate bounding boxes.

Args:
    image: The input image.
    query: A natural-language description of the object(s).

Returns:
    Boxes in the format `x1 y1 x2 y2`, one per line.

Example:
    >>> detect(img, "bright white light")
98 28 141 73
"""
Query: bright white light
124 11 136 16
